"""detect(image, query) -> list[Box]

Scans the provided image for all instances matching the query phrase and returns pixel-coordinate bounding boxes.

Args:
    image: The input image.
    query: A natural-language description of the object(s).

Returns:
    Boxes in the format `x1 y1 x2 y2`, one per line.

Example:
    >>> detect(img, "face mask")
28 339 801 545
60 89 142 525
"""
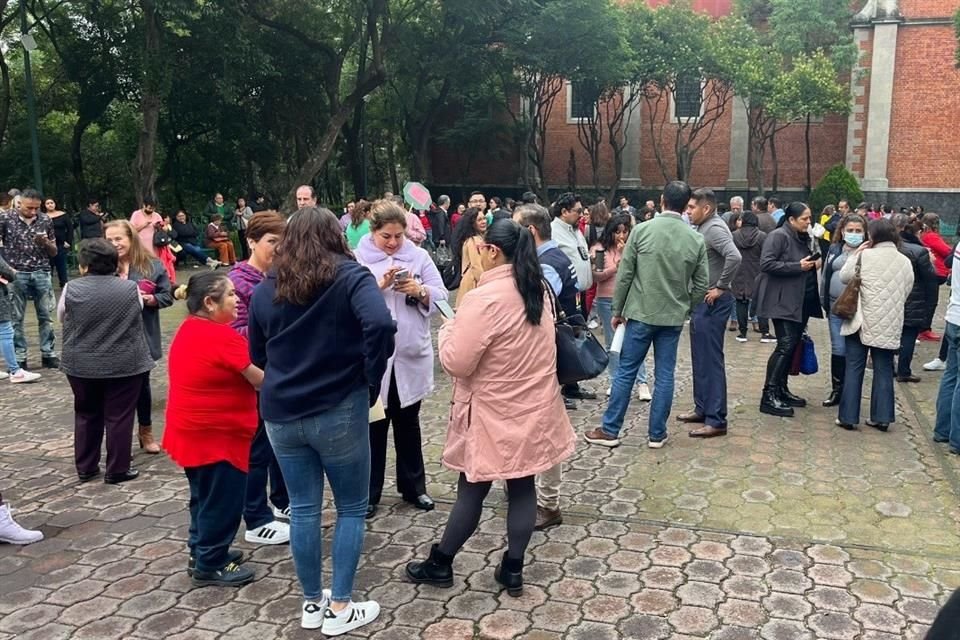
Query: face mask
845 232 864 248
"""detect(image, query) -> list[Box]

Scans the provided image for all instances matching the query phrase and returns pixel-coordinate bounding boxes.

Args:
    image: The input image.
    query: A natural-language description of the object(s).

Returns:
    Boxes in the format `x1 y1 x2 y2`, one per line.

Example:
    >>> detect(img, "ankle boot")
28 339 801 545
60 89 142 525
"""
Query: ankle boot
778 385 807 408
494 552 524 597
138 426 161 454
760 386 795 417
823 355 845 407
405 543 454 588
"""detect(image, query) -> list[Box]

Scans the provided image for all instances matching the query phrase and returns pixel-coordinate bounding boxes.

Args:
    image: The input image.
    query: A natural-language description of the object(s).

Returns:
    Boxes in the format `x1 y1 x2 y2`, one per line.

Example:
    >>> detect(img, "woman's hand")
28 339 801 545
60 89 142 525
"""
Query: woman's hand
393 277 423 297
378 267 401 290
141 293 157 307
799 257 817 271
616 240 626 252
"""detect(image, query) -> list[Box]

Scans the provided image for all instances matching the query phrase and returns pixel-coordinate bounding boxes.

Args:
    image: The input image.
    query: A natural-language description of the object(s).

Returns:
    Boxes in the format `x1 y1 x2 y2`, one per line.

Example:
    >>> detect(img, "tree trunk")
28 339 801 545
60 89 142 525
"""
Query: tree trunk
770 134 780 193
386 135 399 194
132 0 162 205
70 117 91 201
804 113 812 198
0 46 11 152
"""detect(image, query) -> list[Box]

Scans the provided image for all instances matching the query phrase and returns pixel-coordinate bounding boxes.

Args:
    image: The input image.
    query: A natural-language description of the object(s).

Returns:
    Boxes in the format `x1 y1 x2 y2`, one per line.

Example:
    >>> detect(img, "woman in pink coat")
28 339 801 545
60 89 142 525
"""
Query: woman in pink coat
405 219 575 598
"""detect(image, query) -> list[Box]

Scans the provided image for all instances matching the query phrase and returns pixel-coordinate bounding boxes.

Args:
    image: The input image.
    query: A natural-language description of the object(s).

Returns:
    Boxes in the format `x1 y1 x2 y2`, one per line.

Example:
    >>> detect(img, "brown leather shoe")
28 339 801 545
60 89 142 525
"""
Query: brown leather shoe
138 426 162 454
534 506 563 531
688 425 727 438
676 411 705 423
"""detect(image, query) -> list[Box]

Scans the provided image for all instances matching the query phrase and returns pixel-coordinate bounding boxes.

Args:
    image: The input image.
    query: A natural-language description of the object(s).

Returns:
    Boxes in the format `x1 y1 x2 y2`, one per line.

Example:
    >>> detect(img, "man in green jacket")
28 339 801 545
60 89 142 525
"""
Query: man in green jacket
585 181 709 449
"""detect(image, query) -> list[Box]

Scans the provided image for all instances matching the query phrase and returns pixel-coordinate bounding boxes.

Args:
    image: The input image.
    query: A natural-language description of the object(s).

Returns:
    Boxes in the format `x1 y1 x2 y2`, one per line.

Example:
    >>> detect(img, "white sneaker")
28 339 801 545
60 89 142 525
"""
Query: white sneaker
301 589 331 629
636 383 652 402
0 371 7 380
735 335 748 343
606 386 611 397
648 435 668 449
924 358 947 372
244 520 290 545
322 600 381 636
10 369 41 384
587 319 600 330
273 505 291 520
0 504 44 545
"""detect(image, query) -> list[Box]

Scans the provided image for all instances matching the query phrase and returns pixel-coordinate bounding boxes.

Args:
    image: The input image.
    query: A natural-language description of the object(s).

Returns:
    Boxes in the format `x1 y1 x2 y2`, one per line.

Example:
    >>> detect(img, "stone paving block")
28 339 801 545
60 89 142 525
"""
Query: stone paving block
59 595 122 627
760 618 814 640
1 603 64 634
0 586 49 614
807 611 862 639
72 617 138 640
854 603 908 633
668 605 720 635
530 601 581 632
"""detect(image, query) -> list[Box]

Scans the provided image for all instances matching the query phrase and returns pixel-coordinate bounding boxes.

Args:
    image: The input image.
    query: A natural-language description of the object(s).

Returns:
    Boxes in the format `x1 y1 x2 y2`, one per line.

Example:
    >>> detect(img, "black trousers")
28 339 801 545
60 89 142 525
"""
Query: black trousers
369 370 427 505
187 461 245 572
69 374 143 476
237 229 249 261
137 371 152 427
898 326 922 377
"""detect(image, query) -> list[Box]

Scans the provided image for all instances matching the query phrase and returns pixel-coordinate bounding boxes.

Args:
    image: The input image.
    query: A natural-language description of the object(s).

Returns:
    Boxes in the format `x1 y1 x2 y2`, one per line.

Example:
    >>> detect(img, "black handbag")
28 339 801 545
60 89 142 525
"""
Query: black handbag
546 284 609 385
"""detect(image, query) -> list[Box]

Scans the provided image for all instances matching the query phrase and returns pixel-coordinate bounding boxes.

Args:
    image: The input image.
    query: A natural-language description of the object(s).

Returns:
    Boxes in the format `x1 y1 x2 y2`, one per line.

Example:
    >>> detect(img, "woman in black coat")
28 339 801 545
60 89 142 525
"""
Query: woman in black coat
753 202 823 418
894 214 938 382
731 211 767 342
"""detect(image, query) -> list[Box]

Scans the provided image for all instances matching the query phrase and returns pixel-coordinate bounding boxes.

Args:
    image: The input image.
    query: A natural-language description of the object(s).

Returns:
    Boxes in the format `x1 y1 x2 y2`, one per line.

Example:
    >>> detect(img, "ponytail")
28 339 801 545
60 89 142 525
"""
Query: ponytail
484 219 545 325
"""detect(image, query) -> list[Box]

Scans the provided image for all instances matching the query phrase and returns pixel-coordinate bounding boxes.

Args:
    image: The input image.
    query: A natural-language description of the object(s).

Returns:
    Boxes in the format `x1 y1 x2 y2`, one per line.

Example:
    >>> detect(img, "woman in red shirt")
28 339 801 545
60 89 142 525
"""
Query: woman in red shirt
163 272 263 588
920 214 952 342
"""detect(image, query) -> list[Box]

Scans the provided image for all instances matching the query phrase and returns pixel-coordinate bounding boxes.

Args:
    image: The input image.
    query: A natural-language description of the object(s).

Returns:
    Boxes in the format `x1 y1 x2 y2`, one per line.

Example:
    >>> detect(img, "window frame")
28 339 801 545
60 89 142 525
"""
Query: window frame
566 80 599 123
669 75 705 123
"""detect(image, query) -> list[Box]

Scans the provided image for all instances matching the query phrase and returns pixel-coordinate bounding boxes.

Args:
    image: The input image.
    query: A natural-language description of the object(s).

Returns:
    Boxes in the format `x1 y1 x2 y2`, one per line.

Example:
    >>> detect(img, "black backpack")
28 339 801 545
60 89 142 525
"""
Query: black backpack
441 260 462 290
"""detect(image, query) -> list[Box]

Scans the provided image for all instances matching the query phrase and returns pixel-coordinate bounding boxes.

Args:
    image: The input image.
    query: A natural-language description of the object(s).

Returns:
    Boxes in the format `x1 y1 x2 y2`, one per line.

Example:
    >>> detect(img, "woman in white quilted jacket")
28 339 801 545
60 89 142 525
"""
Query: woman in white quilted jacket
837 218 914 431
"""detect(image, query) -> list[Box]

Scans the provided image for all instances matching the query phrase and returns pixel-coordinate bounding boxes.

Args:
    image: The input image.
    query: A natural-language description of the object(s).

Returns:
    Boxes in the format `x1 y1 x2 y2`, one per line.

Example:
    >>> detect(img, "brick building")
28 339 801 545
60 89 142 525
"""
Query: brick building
430 0 960 215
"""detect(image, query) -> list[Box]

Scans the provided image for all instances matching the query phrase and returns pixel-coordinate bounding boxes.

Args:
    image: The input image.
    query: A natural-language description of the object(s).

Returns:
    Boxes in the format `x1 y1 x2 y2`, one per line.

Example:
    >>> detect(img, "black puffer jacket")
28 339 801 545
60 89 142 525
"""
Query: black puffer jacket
900 231 939 328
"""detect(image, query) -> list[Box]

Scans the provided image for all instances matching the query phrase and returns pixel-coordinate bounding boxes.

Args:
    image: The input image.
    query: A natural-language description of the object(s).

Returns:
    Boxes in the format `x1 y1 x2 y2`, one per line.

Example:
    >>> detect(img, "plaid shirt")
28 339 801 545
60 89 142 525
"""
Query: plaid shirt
0 210 55 272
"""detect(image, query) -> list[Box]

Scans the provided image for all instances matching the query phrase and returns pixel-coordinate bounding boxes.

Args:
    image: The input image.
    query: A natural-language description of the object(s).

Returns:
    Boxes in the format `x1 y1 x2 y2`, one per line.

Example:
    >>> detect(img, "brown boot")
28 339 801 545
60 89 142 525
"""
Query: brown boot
138 425 161 454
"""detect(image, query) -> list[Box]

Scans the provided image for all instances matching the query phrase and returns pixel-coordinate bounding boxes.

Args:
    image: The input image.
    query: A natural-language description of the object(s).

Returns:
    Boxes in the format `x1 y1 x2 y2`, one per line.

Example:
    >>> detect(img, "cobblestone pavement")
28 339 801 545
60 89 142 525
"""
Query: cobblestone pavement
2 274 960 639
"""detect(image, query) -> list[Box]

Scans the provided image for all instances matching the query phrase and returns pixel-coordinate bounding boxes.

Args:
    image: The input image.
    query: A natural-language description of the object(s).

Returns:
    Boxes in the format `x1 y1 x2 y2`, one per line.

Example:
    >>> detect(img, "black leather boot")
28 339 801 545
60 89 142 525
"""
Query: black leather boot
822 355 845 407
405 544 454 588
778 385 807 408
760 386 795 417
494 552 524 597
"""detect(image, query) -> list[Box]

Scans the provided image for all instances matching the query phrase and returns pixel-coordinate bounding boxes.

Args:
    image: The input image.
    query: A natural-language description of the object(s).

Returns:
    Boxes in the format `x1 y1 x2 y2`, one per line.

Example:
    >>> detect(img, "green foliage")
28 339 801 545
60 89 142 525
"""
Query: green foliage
768 51 852 121
809 164 864 215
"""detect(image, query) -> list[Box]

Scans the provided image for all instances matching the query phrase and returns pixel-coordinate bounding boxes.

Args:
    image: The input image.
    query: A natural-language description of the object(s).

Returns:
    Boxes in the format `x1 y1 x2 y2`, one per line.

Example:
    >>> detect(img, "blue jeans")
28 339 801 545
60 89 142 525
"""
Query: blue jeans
187 461 246 572
593 297 647 383
10 270 56 360
839 332 895 425
689 294 734 428
266 388 369 603
935 322 960 449
602 320 681 441
178 242 209 266
0 320 19 374
827 313 846 357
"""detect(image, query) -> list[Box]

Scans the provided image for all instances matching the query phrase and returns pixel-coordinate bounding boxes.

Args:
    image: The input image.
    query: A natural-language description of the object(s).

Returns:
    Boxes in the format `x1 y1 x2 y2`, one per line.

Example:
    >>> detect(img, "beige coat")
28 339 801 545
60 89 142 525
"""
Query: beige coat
840 241 914 350
439 264 576 482
455 236 485 307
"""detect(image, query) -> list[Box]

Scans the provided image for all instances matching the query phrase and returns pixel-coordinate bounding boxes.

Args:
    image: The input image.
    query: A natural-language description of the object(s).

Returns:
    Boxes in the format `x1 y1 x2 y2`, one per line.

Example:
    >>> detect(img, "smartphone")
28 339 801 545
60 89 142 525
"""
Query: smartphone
434 299 455 319
393 268 409 281
594 249 605 271
808 253 822 262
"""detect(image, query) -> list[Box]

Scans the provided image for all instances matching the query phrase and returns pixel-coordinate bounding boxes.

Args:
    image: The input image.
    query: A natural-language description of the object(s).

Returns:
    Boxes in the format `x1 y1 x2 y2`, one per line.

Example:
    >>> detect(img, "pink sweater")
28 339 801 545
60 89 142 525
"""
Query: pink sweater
591 243 621 299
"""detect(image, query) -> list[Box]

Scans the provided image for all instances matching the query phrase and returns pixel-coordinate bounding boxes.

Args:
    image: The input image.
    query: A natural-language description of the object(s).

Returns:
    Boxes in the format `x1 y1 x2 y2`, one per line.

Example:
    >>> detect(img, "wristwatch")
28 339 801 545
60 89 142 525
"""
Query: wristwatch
418 286 427 299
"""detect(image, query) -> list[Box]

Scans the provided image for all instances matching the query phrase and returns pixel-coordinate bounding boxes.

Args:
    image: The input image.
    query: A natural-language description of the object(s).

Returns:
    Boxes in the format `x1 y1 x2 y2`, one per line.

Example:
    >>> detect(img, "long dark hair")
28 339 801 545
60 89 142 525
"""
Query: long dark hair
600 213 633 251
484 219 544 325
273 207 352 305
174 271 231 315
452 207 483 272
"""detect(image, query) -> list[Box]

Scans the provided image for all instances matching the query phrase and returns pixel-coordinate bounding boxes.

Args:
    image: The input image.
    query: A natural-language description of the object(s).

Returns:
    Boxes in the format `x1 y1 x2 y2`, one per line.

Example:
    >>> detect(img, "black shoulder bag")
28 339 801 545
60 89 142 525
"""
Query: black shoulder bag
546 282 609 385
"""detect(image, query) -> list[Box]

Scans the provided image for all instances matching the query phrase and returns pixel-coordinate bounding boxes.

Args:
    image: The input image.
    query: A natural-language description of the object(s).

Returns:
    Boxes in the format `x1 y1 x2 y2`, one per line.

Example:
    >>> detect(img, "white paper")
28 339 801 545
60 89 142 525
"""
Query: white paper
610 324 626 354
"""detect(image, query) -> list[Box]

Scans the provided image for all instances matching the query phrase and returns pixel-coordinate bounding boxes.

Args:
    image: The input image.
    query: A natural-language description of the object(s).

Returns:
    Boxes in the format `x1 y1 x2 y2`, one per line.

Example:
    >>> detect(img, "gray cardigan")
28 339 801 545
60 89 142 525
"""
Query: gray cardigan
60 276 154 379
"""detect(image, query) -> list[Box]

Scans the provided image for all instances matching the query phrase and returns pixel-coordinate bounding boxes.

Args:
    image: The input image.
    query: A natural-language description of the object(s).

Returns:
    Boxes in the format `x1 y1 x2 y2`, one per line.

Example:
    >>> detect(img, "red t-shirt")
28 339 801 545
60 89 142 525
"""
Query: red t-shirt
163 316 258 472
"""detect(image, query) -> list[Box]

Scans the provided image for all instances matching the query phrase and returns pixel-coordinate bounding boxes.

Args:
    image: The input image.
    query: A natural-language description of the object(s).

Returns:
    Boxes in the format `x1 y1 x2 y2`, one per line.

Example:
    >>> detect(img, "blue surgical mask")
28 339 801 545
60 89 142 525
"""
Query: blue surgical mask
845 232 864 248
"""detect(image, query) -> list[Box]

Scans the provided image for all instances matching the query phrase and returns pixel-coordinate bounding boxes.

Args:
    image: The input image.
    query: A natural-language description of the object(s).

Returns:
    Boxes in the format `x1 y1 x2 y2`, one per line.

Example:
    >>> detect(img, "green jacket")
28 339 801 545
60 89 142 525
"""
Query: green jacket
612 212 710 327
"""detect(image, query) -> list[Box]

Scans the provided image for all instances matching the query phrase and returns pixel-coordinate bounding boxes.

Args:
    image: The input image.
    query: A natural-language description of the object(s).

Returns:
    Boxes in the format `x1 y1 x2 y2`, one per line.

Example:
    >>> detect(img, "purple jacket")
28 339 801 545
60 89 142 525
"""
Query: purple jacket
228 261 265 337
354 234 448 408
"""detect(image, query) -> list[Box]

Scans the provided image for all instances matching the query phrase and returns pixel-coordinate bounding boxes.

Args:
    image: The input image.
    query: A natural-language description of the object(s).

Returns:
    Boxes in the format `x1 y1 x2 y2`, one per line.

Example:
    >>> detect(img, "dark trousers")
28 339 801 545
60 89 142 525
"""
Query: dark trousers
839 333 895 425
765 319 804 389
244 415 289 530
747 298 769 333
186 461 246 572
941 334 949 362
369 371 427 505
137 372 152 427
68 374 143 476
690 294 733 428
897 326 921 377
50 247 69 288
237 229 249 261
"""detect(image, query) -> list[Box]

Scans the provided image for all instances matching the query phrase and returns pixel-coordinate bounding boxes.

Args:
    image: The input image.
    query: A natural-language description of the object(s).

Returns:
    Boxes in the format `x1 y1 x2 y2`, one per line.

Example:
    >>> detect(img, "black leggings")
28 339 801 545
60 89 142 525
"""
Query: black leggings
137 372 152 427
439 474 536 561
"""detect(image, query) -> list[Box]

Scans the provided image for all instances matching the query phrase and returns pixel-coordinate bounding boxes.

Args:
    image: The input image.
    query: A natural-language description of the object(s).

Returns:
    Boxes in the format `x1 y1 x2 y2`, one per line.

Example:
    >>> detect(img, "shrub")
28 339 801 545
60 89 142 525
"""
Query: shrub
809 164 865 215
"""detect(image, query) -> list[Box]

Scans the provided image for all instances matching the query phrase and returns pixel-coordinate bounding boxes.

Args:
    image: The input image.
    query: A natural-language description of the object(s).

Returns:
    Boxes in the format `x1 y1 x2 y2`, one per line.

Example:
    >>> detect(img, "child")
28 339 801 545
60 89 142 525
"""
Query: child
0 254 40 383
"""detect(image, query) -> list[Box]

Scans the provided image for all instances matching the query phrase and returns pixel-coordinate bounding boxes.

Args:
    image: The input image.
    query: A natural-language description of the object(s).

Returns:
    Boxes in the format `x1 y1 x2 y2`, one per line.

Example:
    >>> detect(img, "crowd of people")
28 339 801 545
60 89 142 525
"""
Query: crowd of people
1 180 959 637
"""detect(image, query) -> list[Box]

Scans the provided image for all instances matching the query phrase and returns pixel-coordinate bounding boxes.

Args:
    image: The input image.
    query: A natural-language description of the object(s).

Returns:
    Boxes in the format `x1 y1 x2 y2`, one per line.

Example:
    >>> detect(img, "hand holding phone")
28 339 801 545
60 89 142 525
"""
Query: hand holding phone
392 269 410 288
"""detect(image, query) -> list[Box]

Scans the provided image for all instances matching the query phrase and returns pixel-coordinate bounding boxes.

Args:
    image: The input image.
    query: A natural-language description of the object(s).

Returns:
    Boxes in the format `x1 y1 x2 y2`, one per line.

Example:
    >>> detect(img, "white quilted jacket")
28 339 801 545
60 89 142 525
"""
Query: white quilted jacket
839 242 914 349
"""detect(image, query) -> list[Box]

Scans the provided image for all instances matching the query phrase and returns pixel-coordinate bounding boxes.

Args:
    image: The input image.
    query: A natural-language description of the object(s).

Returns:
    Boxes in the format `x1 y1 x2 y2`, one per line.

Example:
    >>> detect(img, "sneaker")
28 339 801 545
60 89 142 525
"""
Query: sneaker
273 505 291 520
636 383 652 402
191 561 255 587
919 330 942 342
0 371 7 380
648 435 668 449
735 334 748 343
322 600 381 636
584 428 620 448
188 549 244 577
605 387 611 397
760 334 777 343
244 520 290 545
10 369 41 383
587 319 600 330
302 589 332 629
0 504 44 545
924 358 947 371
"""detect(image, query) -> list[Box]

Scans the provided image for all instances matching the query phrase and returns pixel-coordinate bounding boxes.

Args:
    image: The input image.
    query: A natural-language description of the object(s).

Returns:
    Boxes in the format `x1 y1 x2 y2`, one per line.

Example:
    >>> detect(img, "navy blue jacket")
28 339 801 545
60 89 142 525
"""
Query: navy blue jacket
539 246 580 318
248 258 397 423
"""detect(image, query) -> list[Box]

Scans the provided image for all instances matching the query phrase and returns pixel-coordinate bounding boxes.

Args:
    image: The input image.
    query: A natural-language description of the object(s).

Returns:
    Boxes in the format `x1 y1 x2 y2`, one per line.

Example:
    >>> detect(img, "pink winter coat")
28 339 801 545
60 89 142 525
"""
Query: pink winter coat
439 264 576 482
